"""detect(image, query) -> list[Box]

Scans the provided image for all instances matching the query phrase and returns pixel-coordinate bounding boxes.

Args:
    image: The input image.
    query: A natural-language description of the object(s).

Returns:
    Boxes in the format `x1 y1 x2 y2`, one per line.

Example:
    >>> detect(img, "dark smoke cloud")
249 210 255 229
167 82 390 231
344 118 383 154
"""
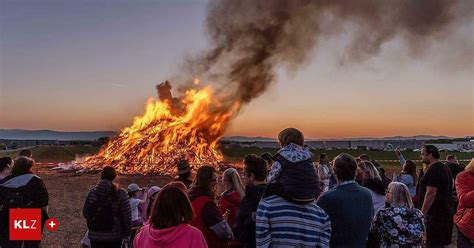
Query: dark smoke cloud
184 0 467 107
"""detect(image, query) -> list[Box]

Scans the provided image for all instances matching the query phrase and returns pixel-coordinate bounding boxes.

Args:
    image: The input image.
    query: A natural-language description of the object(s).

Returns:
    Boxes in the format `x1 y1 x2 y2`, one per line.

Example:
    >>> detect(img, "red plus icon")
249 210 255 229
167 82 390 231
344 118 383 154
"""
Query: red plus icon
45 218 59 232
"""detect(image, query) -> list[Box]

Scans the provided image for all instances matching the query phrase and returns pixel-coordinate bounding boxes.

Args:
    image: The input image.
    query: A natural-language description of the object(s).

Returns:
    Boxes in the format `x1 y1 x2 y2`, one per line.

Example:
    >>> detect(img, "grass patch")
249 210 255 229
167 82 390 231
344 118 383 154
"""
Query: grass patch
1 145 471 167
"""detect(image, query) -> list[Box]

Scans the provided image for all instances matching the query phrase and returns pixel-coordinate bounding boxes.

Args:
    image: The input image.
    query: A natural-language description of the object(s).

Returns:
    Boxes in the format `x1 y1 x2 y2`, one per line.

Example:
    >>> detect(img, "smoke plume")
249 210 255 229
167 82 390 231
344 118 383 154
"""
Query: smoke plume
185 0 467 107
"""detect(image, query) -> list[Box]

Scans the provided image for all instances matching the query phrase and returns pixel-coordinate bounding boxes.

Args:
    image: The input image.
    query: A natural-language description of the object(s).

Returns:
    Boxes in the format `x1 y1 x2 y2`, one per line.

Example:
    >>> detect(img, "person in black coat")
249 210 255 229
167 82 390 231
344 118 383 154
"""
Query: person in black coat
232 154 268 248
0 156 49 248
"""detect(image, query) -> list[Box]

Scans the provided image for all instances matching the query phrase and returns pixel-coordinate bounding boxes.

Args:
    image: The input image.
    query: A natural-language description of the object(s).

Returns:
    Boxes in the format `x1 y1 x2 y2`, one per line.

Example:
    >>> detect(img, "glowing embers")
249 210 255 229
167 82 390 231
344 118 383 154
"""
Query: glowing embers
82 82 239 175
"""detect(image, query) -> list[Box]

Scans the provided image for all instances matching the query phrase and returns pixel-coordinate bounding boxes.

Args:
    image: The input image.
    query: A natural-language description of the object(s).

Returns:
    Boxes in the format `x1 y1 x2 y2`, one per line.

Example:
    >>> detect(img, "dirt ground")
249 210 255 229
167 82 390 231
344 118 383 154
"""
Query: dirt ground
34 165 458 247
37 166 173 247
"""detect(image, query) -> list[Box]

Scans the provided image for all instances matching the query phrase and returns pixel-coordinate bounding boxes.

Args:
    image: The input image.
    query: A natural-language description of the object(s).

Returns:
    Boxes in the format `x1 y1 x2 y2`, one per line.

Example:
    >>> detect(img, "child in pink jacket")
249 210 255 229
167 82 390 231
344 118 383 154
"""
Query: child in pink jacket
134 182 207 248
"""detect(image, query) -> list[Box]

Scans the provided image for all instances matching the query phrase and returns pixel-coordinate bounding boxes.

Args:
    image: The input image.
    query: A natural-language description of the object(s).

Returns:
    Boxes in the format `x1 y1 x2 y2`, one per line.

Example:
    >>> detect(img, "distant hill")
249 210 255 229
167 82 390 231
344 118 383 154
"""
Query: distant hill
224 135 455 142
0 129 116 141
223 136 275 142
0 129 460 142
381 135 452 140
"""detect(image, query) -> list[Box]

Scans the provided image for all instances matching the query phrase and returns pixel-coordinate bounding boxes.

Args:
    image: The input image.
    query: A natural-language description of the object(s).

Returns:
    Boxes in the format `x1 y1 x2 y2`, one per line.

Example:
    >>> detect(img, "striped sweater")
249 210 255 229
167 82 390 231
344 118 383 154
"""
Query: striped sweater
256 195 331 248
83 179 132 242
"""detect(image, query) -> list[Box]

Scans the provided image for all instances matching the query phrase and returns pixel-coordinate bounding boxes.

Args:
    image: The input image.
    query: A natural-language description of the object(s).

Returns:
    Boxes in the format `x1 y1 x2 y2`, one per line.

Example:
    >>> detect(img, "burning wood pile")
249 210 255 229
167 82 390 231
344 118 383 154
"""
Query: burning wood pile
79 81 239 176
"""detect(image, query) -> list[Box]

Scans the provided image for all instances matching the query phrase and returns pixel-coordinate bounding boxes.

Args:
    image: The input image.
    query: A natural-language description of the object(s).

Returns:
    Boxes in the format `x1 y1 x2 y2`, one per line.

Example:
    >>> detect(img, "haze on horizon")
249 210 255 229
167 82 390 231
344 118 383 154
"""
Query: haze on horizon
1 0 473 139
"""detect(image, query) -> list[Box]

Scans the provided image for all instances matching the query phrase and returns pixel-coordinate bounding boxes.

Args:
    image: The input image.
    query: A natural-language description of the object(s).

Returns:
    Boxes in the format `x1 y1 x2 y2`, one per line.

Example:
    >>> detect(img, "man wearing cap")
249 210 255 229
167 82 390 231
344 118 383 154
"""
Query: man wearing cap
174 159 193 189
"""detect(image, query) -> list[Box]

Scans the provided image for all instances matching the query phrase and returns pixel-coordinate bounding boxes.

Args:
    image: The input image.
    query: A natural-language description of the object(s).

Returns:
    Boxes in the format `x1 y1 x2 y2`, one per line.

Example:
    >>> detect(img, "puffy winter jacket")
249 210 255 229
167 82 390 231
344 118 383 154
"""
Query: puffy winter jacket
83 180 132 242
266 143 320 203
454 170 474 240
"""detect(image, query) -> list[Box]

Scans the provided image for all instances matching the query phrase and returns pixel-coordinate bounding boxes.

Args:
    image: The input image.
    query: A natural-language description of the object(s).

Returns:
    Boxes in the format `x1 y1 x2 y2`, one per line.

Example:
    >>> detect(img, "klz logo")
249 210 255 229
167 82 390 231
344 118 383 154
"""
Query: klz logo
9 208 41 240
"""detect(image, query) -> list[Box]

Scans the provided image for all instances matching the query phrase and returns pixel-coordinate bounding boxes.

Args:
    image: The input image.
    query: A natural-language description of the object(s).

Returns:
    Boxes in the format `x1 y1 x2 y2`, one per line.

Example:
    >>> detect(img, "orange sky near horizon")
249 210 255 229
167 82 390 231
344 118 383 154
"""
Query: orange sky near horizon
1 1 473 139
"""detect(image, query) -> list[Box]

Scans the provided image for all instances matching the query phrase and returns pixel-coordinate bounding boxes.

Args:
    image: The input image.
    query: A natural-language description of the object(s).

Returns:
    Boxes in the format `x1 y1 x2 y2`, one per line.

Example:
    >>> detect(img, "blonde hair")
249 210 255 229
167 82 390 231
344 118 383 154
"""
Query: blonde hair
465 158 474 173
223 168 245 199
278 128 304 147
388 182 414 208
357 161 381 181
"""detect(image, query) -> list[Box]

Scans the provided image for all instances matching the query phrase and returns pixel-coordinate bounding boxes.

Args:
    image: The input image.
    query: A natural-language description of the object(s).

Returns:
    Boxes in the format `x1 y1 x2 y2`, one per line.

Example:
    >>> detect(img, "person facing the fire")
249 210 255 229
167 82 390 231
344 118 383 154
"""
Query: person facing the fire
133 182 207 248
189 165 233 248
0 156 49 248
127 183 147 227
83 166 131 248
174 159 193 189
0 156 13 180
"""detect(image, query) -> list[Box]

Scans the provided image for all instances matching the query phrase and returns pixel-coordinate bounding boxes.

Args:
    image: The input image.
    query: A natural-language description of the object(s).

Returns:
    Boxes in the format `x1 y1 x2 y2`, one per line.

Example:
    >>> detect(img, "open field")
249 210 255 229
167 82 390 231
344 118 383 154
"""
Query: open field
2 145 473 163
1 146 470 246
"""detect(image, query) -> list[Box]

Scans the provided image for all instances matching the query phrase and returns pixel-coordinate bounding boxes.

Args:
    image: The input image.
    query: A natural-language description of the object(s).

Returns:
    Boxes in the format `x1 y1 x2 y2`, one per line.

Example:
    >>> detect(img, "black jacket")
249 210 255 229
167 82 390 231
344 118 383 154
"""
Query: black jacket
0 173 49 209
0 173 49 233
363 178 386 196
83 180 131 242
233 183 266 248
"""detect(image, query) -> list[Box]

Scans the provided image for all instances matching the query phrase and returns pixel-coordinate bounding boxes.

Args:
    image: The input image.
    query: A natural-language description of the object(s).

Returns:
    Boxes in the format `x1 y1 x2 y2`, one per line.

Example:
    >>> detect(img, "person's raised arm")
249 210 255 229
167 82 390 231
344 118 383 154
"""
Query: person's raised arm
395 148 406 166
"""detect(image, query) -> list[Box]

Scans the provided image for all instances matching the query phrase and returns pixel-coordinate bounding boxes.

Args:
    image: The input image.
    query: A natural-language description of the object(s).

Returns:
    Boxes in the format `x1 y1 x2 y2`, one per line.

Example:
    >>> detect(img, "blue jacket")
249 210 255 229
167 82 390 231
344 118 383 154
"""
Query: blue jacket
317 181 373 248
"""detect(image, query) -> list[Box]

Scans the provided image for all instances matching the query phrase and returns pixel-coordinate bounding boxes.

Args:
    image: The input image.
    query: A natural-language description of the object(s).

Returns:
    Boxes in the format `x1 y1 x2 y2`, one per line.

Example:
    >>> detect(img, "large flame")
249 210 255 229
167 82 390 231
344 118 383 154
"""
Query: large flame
82 83 239 175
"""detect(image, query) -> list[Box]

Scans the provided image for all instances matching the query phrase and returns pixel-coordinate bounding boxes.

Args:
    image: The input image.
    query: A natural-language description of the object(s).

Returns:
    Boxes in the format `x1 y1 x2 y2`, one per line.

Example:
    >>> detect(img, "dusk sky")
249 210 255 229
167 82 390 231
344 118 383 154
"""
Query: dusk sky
1 0 473 139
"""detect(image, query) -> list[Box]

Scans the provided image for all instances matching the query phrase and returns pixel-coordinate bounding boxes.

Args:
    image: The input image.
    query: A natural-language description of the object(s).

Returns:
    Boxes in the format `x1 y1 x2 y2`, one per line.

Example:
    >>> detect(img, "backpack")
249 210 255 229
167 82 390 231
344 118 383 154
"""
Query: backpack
85 191 115 232
0 174 36 237
264 154 320 204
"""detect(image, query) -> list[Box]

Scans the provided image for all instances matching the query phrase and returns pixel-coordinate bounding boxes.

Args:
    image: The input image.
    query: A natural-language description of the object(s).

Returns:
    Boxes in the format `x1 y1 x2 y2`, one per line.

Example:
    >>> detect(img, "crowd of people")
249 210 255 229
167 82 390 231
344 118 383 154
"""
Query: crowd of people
0 128 473 248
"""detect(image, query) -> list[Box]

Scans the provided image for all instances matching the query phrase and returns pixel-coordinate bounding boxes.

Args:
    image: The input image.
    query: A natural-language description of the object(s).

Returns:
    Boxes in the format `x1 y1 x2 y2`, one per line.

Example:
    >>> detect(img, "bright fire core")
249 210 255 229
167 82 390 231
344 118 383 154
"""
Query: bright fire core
82 83 239 175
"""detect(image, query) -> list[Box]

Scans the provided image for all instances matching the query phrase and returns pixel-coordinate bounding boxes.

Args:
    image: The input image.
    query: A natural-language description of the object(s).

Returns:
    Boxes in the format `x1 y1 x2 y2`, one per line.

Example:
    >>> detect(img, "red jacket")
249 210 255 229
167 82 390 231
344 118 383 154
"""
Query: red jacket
454 170 474 240
218 190 241 228
190 195 227 248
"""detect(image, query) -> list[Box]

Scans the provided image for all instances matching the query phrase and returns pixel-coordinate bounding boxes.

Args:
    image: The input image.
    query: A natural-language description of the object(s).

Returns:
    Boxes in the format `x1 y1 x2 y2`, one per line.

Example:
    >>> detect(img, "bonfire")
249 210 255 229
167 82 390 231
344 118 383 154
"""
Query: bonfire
80 81 239 176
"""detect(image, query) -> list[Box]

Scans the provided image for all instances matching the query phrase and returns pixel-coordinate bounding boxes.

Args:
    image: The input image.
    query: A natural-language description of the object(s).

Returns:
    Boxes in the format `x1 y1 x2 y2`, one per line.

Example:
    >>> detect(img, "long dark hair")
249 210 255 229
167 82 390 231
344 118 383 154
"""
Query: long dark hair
149 183 194 229
193 166 215 191
403 160 417 185
101 166 119 196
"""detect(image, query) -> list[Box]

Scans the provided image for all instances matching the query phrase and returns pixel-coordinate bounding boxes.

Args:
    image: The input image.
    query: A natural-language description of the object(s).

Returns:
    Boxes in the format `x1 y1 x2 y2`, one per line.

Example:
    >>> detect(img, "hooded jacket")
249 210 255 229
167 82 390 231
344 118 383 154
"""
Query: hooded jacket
266 143 314 183
83 179 132 242
0 173 49 240
265 143 320 203
133 223 207 248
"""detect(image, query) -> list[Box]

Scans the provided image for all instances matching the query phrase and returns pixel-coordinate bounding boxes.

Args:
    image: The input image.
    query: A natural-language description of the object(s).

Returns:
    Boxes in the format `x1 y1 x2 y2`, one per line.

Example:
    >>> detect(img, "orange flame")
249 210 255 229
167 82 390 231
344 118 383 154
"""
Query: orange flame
82 84 240 175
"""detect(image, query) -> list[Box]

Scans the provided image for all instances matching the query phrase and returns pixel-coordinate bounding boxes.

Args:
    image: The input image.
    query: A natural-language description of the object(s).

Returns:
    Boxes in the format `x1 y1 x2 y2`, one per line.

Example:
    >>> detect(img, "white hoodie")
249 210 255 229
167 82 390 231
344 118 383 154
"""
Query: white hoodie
267 143 313 183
